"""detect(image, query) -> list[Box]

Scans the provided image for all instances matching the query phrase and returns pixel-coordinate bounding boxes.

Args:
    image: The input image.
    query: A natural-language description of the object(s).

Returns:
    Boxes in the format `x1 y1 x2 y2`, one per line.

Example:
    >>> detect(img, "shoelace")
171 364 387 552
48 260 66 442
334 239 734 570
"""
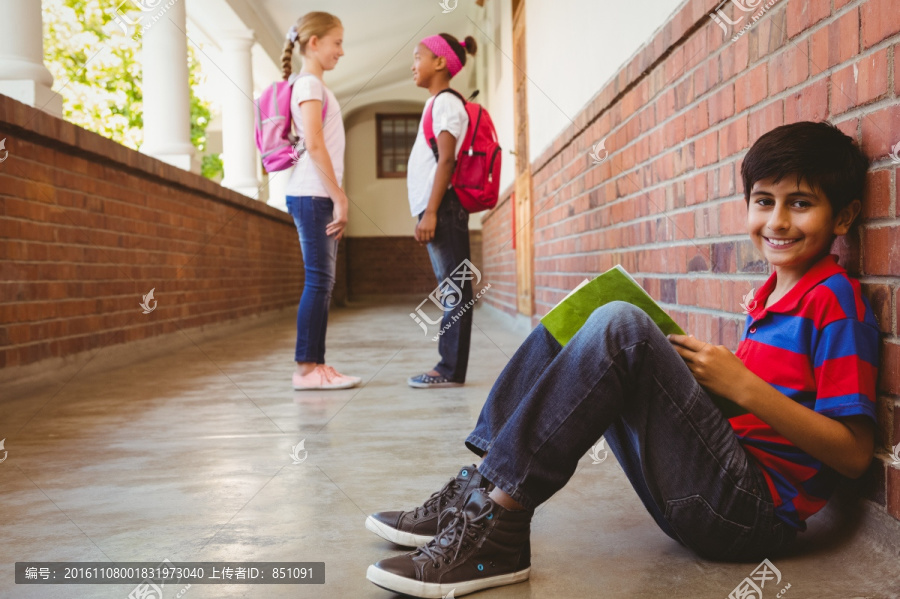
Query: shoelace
319 365 343 382
418 500 494 567
412 477 461 518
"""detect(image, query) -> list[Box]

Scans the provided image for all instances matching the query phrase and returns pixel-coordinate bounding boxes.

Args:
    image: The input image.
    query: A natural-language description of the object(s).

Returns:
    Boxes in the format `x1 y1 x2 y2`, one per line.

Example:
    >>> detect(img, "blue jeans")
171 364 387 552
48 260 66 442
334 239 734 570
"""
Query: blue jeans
420 189 472 382
286 196 338 364
465 302 796 561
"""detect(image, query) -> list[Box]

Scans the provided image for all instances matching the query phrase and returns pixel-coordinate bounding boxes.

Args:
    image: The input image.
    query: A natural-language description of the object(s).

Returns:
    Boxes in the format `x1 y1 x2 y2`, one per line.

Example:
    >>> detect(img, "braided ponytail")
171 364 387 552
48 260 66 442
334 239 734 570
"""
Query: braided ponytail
281 38 295 80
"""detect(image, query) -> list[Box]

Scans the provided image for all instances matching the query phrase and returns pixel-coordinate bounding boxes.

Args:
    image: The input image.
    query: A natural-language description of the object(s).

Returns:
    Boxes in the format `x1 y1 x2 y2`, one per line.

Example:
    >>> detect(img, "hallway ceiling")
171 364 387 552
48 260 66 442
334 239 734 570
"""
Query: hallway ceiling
226 0 472 100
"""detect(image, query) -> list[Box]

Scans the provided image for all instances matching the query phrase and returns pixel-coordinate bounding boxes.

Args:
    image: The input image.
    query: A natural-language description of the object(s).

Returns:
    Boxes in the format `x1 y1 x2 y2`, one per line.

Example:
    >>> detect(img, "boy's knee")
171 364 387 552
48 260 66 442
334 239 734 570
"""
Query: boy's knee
584 301 654 335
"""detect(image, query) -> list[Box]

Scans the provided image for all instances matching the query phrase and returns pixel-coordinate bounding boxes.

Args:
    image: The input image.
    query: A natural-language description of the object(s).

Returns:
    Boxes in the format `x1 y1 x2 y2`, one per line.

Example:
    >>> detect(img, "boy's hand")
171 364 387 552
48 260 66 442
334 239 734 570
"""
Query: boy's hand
415 211 437 244
667 334 750 402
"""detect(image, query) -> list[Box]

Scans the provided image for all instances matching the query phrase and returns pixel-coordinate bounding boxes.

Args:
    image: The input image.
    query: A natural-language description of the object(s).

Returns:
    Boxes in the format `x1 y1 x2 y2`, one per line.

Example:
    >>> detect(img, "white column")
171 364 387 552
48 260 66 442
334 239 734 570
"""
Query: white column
0 0 62 116
219 30 260 197
140 0 195 171
266 168 291 212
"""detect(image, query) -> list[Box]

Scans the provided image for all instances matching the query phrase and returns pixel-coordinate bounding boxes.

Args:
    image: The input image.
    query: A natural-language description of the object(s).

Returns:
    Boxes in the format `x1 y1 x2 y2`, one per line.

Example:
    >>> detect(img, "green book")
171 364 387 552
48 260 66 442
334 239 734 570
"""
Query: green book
540 265 746 418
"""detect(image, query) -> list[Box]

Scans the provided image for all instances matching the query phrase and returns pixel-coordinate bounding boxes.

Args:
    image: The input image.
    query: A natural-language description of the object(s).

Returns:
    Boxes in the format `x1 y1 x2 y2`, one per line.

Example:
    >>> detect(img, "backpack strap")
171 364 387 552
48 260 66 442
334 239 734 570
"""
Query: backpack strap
291 72 328 120
422 88 466 161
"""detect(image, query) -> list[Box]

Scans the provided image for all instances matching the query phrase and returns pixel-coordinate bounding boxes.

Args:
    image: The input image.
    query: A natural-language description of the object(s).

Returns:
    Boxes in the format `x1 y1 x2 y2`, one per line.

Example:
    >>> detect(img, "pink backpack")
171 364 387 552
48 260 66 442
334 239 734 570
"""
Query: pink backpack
423 89 502 213
254 73 327 173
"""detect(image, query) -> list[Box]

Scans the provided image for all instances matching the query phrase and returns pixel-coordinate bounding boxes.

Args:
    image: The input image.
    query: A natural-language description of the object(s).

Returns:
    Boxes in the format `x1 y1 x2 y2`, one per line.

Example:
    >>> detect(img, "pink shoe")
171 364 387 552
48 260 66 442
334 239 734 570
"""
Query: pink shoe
292 365 361 390
320 364 362 387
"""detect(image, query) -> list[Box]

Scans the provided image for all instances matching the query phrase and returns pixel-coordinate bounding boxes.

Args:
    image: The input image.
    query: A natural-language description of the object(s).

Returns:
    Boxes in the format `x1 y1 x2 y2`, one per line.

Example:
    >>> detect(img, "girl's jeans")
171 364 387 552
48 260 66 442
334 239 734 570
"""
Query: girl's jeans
286 195 338 364
419 189 473 383
466 301 797 560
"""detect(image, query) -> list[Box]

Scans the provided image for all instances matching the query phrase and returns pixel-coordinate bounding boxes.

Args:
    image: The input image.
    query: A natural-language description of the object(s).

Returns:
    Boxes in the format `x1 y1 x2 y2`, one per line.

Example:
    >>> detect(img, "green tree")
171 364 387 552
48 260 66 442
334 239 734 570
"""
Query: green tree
42 0 223 179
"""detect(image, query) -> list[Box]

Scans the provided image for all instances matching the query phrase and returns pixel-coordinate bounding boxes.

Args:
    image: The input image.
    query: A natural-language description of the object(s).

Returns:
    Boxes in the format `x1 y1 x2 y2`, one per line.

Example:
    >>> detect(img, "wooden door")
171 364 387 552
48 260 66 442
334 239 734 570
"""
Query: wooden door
512 0 534 316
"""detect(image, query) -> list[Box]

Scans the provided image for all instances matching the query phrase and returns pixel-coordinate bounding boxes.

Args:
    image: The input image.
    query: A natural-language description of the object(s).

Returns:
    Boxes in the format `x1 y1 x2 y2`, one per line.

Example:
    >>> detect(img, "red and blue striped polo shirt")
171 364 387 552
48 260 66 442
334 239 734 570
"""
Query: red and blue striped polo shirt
732 253 879 530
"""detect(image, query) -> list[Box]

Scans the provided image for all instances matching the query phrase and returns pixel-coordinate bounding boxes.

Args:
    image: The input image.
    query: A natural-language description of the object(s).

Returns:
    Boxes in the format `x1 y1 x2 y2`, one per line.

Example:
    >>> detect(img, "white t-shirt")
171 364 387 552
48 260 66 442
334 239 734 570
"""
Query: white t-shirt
407 92 469 216
285 73 345 198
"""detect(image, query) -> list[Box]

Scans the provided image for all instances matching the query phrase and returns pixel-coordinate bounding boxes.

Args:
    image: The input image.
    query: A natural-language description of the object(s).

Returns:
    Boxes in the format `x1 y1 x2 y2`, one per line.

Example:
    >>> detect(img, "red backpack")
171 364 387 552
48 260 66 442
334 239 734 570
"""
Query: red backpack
422 89 501 213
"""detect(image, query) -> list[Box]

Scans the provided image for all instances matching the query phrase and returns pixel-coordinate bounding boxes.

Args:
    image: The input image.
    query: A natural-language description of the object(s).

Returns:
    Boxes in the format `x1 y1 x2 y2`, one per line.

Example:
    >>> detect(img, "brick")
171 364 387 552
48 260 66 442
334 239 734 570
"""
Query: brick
861 0 900 49
861 169 892 220
694 131 719 168
748 6 788 63
708 84 735 125
861 104 900 162
719 115 749 159
894 396 900 447
891 287 900 337
881 341 900 395
809 9 859 75
861 283 892 333
735 63 768 113
786 0 831 38
685 100 710 138
719 33 749 81
737 239 768 273
748 100 784 142
768 40 810 95
830 48 890 115
888 462 900 521
896 43 900 96
785 77 828 123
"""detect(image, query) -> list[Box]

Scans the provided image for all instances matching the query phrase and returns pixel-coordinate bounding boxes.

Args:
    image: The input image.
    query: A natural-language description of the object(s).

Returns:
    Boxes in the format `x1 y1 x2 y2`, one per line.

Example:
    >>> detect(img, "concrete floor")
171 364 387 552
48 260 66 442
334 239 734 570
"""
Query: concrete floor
1 301 899 599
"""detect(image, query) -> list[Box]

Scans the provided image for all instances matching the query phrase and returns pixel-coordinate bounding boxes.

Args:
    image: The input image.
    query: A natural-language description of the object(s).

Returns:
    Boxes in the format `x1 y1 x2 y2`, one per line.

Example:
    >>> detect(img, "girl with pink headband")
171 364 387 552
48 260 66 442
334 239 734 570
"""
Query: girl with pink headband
402 32 478 392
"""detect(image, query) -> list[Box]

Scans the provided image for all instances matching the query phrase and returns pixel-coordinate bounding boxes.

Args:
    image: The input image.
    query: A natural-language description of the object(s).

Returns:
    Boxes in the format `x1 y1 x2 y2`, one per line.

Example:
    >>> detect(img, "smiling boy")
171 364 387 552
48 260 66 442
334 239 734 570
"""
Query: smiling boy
365 121 880 599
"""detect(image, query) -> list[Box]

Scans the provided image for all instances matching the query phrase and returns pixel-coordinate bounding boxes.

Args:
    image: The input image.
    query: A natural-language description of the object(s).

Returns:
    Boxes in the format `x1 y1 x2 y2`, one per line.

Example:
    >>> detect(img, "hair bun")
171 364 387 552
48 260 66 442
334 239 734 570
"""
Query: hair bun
463 35 478 56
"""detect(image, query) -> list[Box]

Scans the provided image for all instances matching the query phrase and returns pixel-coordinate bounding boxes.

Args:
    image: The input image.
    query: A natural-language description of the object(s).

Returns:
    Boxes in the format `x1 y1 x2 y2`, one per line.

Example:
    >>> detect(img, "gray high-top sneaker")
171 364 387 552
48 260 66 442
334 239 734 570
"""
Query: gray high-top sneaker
366 465 493 547
366 488 533 598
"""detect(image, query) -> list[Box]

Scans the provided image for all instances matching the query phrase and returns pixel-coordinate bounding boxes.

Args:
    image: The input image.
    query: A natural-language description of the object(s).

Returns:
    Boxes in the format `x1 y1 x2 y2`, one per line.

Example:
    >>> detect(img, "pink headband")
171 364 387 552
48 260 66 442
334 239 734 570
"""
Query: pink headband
421 35 463 78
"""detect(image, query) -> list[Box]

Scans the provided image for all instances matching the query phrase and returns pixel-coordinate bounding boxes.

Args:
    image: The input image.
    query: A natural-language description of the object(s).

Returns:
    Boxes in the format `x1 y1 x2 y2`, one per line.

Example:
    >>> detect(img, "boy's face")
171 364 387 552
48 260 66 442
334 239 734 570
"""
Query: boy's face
747 176 859 280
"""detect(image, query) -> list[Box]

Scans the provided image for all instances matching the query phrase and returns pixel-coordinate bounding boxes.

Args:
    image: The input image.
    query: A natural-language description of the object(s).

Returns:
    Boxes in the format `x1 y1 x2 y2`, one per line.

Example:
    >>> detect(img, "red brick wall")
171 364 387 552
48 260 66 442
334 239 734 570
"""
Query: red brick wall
481 0 900 520
481 193 517 314
0 94 306 370
346 230 485 298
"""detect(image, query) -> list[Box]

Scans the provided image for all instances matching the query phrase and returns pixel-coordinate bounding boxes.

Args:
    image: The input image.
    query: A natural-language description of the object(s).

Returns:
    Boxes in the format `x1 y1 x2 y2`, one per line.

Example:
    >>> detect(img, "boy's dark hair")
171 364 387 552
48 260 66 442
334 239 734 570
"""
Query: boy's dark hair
439 33 478 65
741 121 869 219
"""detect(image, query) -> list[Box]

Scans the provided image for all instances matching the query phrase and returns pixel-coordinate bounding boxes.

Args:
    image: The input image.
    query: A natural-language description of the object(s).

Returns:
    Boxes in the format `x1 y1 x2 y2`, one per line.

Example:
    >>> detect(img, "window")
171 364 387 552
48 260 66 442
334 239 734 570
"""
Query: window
376 114 420 178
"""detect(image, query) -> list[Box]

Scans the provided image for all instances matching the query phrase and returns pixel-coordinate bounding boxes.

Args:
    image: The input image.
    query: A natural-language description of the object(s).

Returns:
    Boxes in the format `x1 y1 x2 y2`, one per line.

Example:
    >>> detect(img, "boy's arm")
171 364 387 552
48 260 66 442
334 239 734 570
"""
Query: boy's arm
415 130 457 244
669 334 875 479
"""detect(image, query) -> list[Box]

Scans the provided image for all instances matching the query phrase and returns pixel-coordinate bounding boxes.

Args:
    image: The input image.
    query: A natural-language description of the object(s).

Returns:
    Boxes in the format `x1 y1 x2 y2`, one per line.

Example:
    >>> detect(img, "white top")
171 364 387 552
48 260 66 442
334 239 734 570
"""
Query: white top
406 92 469 216
285 73 345 198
